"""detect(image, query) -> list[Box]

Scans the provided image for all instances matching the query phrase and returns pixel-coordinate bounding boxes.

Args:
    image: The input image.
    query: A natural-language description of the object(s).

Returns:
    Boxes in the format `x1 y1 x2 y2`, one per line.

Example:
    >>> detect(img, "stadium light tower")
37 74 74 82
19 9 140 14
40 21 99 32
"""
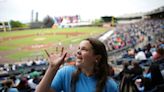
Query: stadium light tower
36 12 39 22
31 10 34 23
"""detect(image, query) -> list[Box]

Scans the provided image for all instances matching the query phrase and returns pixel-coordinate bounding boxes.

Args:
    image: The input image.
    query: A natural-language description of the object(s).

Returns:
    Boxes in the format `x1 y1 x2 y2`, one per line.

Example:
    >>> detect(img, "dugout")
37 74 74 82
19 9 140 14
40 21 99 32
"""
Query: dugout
101 16 116 27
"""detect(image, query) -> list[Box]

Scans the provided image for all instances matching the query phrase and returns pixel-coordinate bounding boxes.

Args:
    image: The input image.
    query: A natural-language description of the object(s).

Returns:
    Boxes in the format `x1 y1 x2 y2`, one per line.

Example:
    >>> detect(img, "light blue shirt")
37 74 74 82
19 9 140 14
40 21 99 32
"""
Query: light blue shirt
51 65 118 92
143 73 151 79
8 88 19 92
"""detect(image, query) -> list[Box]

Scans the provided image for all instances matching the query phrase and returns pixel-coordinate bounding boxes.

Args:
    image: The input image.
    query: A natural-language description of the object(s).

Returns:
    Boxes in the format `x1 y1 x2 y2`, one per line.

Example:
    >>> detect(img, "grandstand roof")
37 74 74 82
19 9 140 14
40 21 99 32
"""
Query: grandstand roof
145 6 164 15
116 6 164 18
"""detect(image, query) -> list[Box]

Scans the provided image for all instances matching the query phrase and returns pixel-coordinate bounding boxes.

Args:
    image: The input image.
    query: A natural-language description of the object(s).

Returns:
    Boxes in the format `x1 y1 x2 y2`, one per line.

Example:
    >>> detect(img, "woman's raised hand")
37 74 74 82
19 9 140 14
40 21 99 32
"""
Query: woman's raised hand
45 47 67 68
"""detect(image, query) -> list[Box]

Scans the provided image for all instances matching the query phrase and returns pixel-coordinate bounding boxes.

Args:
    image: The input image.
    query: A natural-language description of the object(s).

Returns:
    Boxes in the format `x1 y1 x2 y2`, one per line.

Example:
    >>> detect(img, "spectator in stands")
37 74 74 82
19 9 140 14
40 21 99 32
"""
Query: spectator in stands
29 68 41 79
130 61 143 79
148 64 164 89
150 44 157 56
122 48 135 59
135 64 164 92
116 61 131 81
28 74 41 92
145 49 152 59
120 61 143 92
151 47 164 80
65 54 76 65
1 79 18 92
117 61 140 92
153 48 164 62
9 75 20 87
16 77 31 92
36 38 118 92
134 48 147 61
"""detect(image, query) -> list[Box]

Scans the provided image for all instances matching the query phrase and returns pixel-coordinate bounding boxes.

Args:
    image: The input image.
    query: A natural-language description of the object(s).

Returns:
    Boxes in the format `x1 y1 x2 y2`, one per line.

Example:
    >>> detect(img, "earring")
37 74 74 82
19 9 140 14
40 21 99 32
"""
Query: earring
95 60 98 63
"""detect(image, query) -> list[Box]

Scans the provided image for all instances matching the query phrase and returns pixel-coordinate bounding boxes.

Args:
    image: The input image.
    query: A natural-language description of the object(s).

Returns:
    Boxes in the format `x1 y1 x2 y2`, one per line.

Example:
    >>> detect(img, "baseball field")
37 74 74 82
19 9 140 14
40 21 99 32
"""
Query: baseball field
0 27 108 64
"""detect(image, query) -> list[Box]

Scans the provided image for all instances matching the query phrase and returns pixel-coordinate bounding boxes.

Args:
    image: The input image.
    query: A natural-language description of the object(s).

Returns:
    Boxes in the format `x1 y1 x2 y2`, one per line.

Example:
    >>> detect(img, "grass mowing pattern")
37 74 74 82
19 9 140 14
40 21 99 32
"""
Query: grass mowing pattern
0 27 107 62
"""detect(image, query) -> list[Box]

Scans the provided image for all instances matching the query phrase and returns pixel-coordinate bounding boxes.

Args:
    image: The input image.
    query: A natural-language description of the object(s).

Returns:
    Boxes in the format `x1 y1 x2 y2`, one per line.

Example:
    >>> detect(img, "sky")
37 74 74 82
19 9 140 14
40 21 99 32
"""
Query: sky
0 0 164 23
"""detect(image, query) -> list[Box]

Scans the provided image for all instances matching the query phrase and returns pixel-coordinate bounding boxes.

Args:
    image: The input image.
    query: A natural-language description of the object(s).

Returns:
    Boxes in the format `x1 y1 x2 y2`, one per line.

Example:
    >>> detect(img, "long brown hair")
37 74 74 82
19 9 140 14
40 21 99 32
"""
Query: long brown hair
71 38 109 92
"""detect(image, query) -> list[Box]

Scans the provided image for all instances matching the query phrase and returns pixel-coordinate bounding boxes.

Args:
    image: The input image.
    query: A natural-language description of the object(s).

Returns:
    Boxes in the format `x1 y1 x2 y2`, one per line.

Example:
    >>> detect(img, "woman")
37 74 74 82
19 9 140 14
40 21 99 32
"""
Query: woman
135 63 164 92
36 38 118 92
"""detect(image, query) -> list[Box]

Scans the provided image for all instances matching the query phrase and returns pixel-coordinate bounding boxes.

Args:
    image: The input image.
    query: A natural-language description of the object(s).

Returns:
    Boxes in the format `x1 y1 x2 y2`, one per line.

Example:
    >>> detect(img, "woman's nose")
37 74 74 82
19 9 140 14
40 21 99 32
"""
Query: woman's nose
77 49 81 55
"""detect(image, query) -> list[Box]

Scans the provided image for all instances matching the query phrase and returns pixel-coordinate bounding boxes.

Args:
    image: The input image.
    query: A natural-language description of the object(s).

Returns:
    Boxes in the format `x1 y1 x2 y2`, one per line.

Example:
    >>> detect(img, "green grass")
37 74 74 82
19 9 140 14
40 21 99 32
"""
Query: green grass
0 27 107 62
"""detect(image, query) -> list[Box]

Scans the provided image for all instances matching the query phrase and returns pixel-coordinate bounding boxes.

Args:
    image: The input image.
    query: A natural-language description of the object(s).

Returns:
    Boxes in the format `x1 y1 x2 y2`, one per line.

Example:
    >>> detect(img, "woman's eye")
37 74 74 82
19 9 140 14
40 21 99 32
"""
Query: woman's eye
82 49 86 51
82 48 88 51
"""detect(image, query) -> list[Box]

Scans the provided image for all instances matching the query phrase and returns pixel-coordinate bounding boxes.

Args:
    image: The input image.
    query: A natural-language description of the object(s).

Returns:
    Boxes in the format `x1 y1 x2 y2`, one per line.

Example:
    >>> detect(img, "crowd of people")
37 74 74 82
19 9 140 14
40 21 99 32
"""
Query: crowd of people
103 19 163 51
112 19 164 92
0 68 46 92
